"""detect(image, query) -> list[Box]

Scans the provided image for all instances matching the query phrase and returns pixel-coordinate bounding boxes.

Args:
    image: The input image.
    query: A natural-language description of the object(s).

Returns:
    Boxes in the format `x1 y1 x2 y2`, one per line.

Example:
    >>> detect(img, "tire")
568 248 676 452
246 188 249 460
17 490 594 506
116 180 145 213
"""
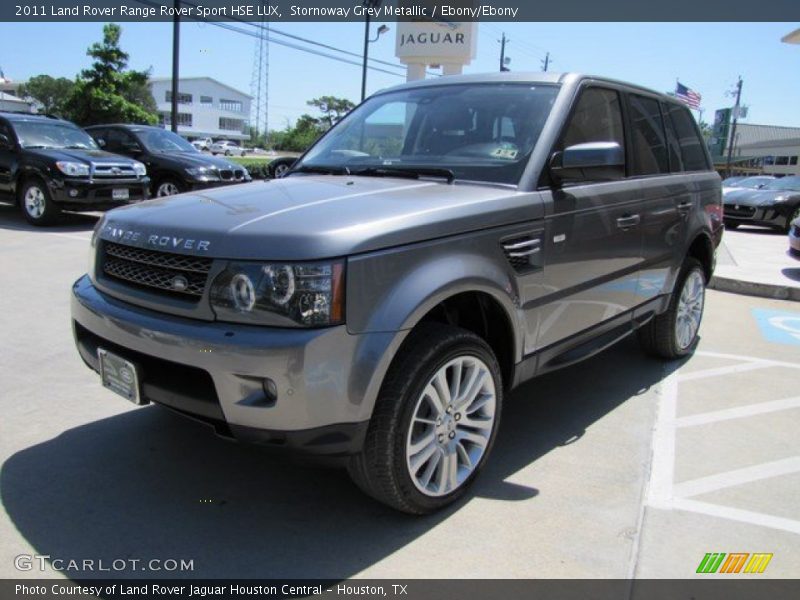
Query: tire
270 160 292 178
785 206 800 234
638 257 706 359
724 221 739 230
225 150 232 156
19 178 61 226
348 324 503 514
153 178 184 198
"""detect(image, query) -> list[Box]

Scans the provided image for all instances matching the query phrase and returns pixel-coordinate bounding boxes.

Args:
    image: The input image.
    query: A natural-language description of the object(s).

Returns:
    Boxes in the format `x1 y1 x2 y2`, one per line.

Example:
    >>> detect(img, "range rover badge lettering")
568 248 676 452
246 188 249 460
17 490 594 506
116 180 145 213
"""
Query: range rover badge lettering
171 276 189 292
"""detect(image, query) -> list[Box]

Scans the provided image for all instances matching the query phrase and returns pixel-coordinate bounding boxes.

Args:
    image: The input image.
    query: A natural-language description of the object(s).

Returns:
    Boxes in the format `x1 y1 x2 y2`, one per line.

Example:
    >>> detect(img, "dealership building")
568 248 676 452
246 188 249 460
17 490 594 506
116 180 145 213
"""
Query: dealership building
720 123 800 177
149 76 251 141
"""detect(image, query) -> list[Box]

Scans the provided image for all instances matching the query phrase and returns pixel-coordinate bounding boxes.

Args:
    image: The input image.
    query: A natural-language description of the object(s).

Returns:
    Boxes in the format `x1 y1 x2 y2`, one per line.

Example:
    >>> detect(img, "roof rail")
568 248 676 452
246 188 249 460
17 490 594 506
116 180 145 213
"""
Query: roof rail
0 110 62 119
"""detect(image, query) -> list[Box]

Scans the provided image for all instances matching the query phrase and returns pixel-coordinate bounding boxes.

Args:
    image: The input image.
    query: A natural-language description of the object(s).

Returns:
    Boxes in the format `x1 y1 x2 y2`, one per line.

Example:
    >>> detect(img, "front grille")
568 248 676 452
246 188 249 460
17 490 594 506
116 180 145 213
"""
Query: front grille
93 163 138 178
101 242 212 300
219 169 246 181
724 204 756 218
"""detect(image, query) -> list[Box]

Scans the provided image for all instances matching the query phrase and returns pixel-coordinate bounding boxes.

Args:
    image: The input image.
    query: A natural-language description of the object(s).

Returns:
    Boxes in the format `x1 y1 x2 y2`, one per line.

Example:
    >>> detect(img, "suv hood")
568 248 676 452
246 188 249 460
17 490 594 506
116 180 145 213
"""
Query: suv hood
27 147 137 165
99 175 540 260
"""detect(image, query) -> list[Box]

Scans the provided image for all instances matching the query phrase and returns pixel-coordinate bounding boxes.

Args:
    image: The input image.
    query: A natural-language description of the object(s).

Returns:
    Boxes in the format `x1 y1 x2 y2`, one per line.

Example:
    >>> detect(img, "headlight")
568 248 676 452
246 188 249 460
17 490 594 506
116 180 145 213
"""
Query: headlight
55 161 90 177
185 166 219 181
773 195 787 204
210 260 345 327
133 161 147 177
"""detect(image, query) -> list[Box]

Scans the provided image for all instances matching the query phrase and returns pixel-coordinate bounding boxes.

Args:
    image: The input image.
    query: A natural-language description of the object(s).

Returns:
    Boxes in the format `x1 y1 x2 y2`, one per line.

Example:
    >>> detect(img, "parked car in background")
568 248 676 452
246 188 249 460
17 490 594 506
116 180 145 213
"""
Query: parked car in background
268 156 296 178
85 125 250 197
191 137 214 152
209 140 247 156
0 112 149 225
722 175 775 196
723 175 800 232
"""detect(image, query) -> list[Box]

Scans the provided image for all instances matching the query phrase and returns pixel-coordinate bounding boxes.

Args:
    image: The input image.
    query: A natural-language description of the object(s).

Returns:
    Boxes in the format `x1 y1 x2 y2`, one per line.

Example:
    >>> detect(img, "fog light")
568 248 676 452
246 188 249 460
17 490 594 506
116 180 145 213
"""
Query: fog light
69 188 79 198
262 378 278 402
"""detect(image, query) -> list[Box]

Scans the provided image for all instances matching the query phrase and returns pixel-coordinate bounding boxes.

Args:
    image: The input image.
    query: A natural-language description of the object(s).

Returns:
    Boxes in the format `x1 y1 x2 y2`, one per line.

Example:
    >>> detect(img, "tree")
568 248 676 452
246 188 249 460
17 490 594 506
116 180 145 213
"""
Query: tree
62 23 157 126
17 75 75 115
307 96 356 129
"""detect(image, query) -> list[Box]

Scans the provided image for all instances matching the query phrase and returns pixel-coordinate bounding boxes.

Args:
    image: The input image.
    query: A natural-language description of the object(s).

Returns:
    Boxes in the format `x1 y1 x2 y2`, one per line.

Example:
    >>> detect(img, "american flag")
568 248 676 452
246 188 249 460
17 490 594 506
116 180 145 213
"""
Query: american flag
675 82 701 109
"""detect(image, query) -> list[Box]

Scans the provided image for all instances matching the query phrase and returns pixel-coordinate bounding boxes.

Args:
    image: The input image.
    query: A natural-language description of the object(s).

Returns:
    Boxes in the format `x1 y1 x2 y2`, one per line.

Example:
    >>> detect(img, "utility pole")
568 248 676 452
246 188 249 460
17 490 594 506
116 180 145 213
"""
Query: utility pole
499 33 510 72
725 76 743 175
541 52 550 72
170 0 180 134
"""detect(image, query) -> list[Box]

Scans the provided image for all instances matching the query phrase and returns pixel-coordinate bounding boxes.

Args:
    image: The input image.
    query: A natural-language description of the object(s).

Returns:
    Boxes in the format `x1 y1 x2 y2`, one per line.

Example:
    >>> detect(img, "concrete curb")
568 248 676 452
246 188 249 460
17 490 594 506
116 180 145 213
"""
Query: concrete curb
709 275 800 302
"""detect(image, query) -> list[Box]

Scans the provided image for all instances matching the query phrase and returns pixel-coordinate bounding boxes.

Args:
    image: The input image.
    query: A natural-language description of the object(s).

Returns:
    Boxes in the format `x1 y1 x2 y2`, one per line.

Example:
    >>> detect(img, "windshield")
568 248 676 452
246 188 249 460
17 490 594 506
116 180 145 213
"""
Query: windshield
297 83 560 185
764 176 800 192
138 129 197 153
14 121 98 150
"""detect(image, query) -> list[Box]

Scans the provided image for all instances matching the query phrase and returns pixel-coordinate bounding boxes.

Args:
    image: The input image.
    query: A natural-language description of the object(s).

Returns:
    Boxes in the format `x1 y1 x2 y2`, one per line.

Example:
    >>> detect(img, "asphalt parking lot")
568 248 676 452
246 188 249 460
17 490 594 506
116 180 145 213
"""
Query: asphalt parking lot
0 204 798 580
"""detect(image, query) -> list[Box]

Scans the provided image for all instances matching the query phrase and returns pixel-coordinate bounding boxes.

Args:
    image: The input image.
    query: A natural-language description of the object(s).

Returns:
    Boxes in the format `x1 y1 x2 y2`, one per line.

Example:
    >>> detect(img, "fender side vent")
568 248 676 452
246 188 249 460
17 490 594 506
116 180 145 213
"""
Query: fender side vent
502 236 541 272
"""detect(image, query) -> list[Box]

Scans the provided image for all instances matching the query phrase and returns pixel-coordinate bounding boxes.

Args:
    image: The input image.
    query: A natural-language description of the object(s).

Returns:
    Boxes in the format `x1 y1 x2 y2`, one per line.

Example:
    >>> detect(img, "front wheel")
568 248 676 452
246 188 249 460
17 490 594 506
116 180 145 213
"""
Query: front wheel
785 206 800 234
348 324 503 514
20 179 61 225
153 178 184 197
638 257 706 359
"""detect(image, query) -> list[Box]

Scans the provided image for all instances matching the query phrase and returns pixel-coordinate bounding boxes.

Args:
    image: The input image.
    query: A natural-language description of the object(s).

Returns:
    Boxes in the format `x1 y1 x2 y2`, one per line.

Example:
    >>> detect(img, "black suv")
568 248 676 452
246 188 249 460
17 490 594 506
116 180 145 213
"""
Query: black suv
0 112 150 225
85 125 251 198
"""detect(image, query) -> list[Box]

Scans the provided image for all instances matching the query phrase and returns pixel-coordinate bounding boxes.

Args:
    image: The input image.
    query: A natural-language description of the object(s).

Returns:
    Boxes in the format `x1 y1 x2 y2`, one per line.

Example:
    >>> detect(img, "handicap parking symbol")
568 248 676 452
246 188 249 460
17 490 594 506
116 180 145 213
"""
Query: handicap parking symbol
752 308 800 346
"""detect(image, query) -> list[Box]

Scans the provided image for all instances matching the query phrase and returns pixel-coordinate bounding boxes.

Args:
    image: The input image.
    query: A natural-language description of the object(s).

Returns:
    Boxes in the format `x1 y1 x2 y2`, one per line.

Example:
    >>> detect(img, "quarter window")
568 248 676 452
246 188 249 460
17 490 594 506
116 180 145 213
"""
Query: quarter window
629 95 669 175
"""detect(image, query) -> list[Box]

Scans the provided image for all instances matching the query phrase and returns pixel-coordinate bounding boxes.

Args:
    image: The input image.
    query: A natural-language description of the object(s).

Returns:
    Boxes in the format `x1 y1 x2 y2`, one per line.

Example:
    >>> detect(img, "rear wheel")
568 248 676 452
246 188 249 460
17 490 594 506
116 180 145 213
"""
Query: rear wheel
348 324 502 514
638 257 706 359
20 179 61 226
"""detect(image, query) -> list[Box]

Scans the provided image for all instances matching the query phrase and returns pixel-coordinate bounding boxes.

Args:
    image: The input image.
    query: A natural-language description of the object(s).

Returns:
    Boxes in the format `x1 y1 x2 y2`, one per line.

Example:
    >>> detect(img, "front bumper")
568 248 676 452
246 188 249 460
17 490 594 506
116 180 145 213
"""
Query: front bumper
50 176 150 210
723 203 790 230
71 275 403 455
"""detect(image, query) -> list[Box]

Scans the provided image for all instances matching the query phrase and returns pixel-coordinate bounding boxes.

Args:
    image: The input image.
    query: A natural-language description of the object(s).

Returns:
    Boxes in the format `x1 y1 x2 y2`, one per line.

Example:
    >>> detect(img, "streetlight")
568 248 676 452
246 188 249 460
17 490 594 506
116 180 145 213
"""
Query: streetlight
360 0 387 102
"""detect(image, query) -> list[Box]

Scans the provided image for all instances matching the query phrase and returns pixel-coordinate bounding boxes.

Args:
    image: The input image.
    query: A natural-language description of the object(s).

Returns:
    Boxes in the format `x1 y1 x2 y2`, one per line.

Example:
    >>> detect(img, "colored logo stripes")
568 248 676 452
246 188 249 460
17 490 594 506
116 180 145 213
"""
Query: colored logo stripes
696 552 773 574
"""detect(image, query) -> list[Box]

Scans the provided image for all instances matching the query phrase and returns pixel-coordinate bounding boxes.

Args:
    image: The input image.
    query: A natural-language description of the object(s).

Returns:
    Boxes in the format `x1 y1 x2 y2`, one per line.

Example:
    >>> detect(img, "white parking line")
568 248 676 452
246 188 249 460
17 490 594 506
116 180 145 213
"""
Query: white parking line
646 350 800 534
675 396 800 427
673 456 800 498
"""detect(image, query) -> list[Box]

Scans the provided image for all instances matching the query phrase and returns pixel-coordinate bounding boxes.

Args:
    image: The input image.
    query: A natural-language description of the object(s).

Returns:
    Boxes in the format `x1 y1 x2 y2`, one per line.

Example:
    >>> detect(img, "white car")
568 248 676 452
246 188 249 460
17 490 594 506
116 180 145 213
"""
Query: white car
209 140 247 157
191 137 214 152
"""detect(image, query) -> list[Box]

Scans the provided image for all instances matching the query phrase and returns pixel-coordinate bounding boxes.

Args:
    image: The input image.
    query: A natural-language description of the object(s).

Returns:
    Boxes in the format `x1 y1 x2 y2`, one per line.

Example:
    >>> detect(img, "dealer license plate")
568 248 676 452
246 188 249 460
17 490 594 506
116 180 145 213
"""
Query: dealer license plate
112 188 130 200
98 348 144 405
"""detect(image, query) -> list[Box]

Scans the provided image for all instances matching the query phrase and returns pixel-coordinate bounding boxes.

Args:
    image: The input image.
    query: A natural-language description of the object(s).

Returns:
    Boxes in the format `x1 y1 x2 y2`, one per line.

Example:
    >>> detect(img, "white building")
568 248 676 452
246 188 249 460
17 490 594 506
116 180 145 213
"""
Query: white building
0 90 34 113
149 77 251 141
727 124 800 177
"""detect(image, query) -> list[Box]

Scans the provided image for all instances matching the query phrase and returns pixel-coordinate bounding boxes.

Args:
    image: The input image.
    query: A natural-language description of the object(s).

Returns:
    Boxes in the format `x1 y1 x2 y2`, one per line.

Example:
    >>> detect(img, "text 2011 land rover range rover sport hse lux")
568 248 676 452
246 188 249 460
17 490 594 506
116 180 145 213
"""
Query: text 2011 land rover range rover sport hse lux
71 73 722 514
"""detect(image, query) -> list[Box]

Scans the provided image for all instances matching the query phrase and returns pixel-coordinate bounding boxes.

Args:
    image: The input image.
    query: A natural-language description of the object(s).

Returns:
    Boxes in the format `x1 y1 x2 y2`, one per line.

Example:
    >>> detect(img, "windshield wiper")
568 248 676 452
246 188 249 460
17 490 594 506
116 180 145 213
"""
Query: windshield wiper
288 164 351 176
352 166 455 184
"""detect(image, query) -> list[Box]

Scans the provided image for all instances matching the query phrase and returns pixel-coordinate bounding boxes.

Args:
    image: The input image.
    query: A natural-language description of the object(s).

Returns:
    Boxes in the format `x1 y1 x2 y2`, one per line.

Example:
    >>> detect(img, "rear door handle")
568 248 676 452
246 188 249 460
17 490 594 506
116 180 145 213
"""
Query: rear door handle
616 214 640 229
677 200 693 213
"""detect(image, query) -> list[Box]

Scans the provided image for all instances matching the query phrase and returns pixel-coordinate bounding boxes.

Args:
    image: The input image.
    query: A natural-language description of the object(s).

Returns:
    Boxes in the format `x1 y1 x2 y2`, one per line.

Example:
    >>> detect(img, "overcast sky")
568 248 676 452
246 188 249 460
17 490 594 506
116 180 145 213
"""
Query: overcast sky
1 21 798 129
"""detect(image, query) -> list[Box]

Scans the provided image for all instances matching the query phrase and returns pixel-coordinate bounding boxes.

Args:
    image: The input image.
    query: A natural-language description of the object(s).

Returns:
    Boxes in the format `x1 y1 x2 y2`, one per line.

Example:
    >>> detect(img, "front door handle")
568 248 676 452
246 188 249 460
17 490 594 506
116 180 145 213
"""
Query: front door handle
677 200 693 215
616 214 640 230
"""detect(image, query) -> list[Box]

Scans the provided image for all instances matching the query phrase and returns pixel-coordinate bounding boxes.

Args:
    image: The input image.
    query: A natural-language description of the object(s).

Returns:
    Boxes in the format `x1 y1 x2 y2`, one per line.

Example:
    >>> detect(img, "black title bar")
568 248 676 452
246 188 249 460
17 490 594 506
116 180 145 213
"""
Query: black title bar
3 0 800 22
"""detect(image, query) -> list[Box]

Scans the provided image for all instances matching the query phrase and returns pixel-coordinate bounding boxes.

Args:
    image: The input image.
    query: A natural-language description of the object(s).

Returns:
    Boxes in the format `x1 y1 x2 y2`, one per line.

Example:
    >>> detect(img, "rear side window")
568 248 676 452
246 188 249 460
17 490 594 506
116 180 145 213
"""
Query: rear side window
559 87 625 151
629 95 669 175
666 105 709 171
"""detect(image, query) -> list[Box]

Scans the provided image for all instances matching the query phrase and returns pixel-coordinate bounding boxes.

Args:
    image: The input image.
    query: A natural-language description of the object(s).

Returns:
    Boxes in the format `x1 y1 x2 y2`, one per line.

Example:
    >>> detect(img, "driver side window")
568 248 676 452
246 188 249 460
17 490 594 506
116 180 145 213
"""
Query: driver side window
559 87 625 153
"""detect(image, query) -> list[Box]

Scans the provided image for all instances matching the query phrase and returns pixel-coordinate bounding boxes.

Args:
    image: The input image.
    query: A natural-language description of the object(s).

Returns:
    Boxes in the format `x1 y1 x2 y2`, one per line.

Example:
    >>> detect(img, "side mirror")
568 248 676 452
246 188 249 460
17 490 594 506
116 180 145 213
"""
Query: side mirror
0 133 13 150
550 142 625 184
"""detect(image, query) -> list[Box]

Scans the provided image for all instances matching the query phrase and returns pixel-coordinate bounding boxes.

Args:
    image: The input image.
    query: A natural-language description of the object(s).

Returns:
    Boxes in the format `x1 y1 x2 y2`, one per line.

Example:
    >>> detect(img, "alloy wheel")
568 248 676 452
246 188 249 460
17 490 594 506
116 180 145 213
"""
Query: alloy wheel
405 355 497 497
156 182 180 197
675 269 705 351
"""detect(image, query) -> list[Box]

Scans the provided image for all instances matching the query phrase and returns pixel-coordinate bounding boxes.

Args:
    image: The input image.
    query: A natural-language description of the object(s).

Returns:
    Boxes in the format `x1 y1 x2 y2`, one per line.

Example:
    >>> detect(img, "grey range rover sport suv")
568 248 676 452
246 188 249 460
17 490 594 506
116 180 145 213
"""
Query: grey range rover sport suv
71 73 722 514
